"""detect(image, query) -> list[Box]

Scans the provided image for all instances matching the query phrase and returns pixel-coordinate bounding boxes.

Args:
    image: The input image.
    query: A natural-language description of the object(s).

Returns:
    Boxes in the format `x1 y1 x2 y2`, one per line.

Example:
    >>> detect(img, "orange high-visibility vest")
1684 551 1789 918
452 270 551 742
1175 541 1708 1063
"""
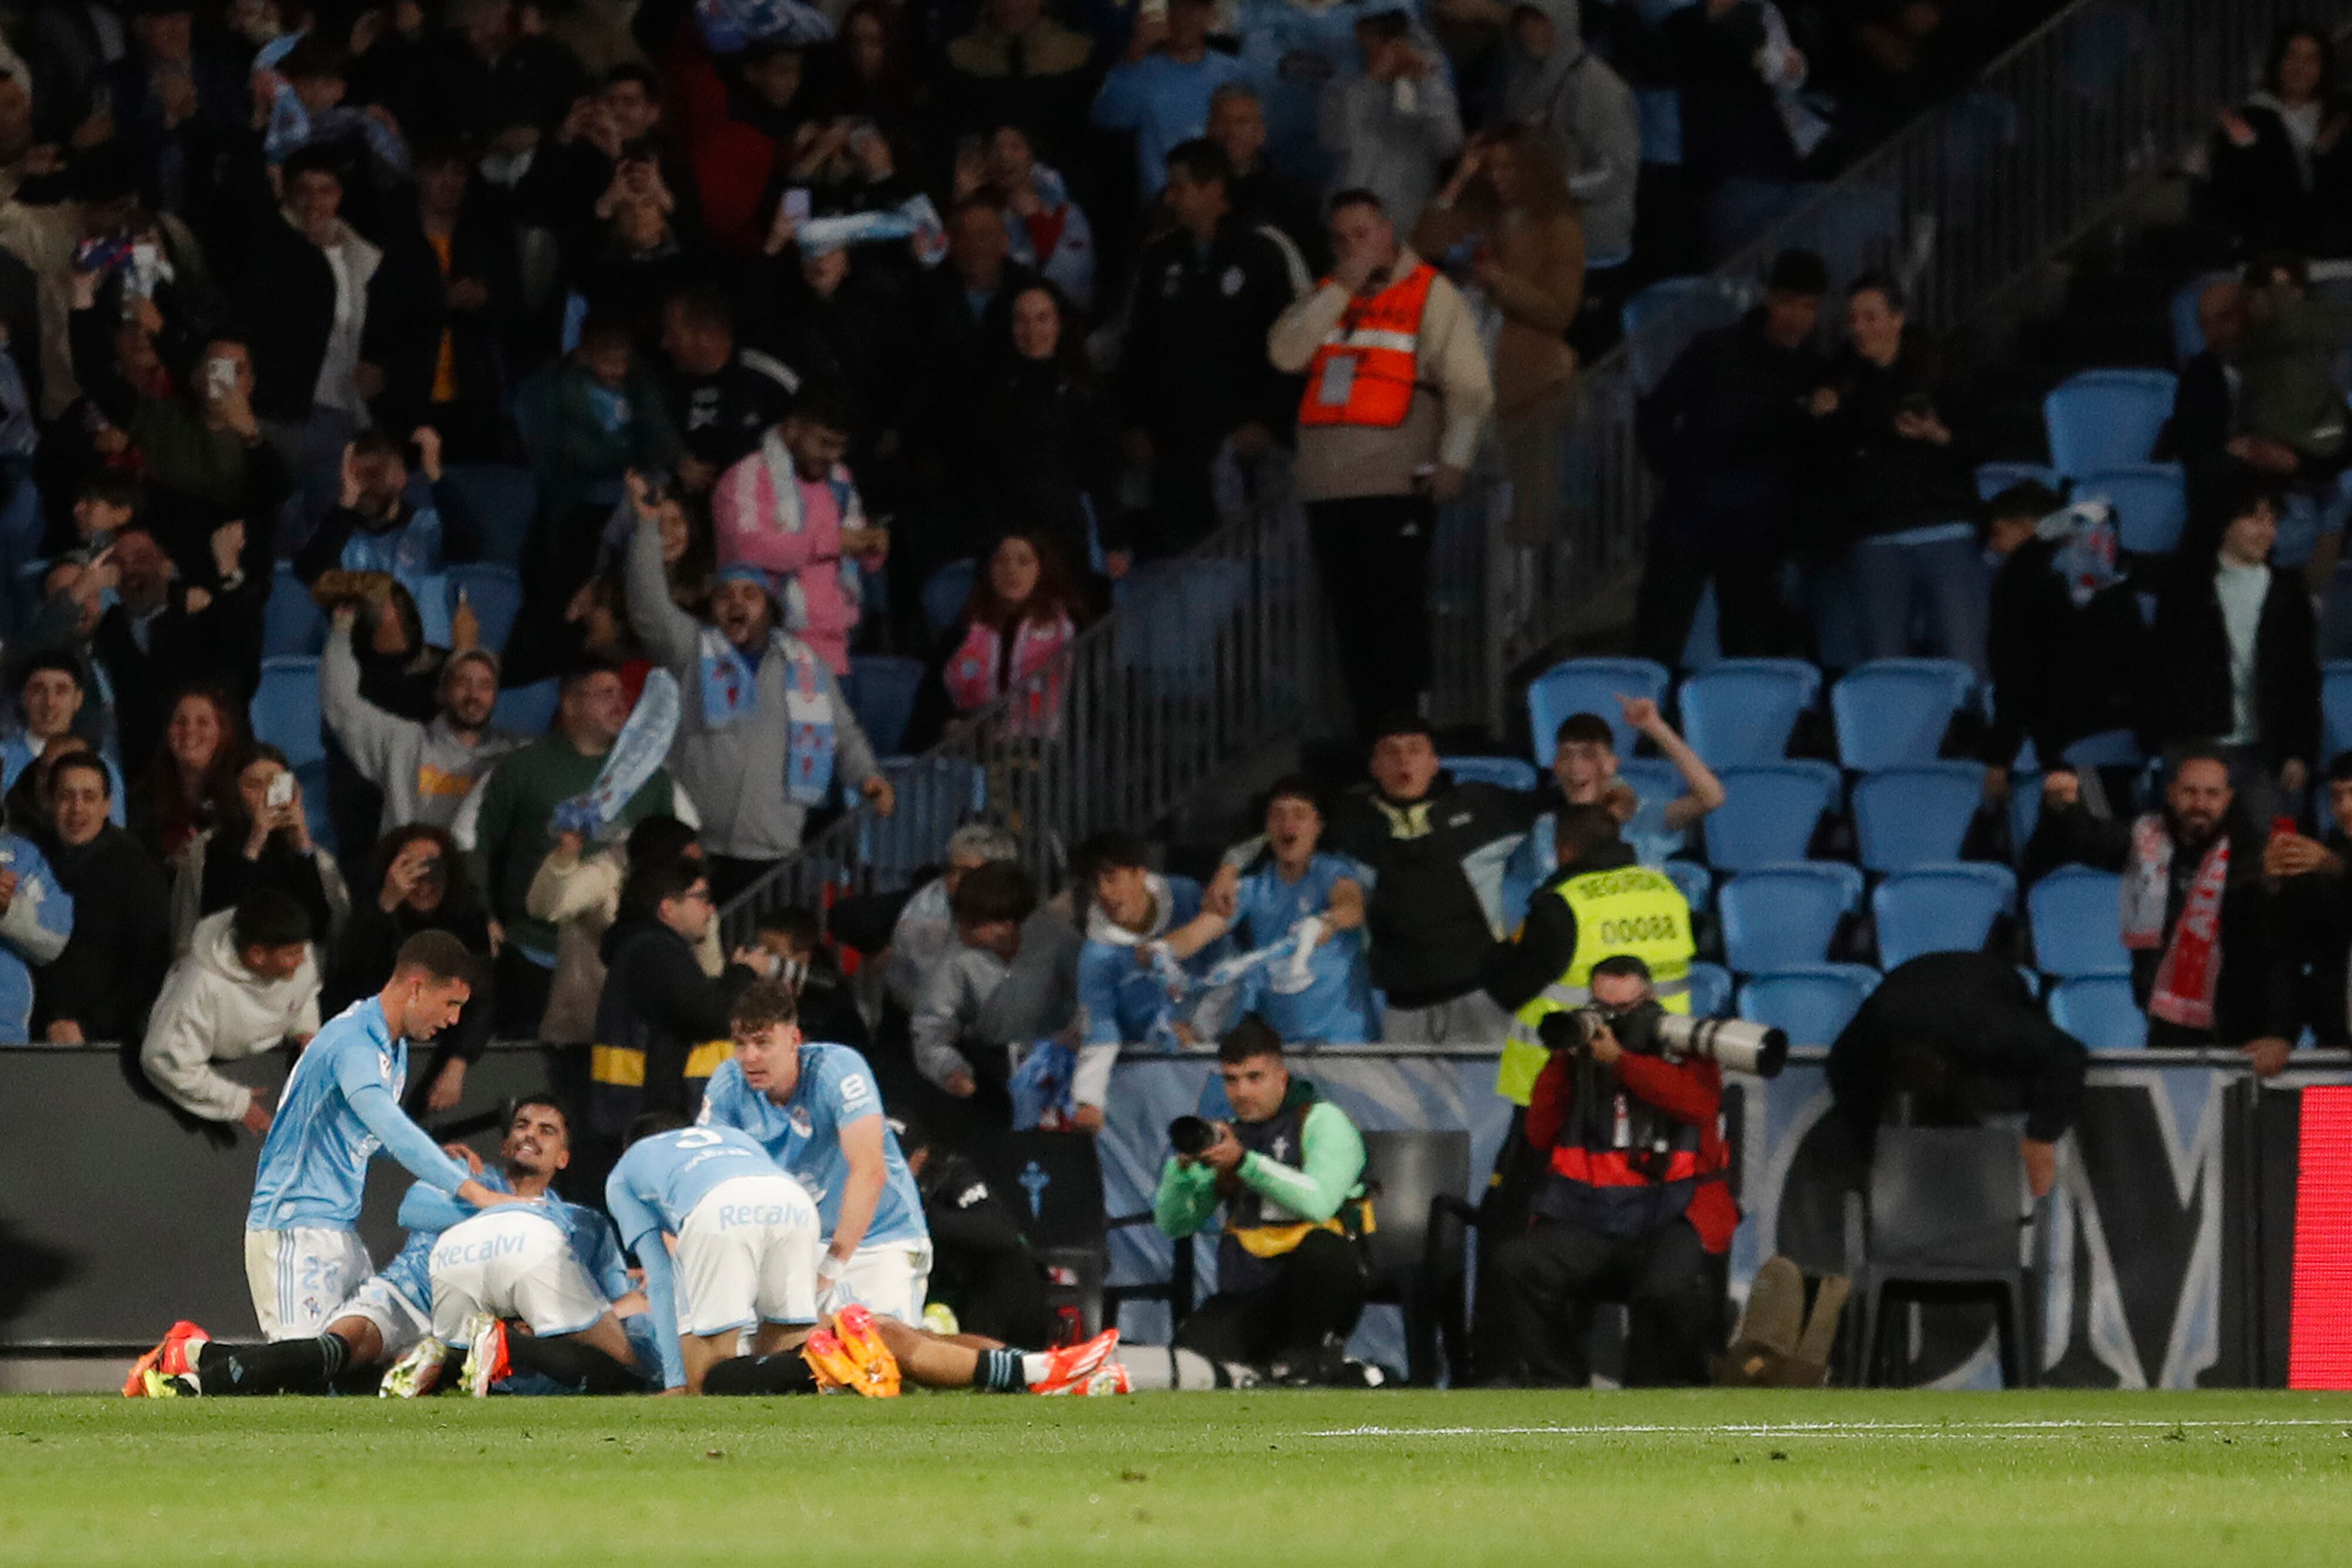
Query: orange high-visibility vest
1298 263 1437 429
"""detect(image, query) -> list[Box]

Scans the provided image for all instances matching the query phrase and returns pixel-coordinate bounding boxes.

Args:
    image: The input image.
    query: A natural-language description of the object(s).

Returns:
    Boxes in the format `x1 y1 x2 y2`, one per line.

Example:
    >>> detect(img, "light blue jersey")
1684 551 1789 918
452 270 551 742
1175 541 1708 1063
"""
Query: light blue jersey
246 997 471 1231
0 831 69 1043
697 1045 925 1249
379 1169 515 1314
603 1124 788 1253
1228 852 1372 1043
1077 874 1216 1047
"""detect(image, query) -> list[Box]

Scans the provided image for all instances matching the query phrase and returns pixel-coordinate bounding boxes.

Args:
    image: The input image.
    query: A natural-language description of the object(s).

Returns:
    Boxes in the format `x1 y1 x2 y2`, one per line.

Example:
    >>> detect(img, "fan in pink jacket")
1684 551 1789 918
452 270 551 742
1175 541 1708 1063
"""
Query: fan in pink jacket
710 397 888 674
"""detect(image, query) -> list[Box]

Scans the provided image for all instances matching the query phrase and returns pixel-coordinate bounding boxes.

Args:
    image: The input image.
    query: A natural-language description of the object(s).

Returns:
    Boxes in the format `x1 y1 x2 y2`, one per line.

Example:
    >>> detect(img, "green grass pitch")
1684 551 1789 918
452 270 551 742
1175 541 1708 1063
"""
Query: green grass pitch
4 1388 2351 1564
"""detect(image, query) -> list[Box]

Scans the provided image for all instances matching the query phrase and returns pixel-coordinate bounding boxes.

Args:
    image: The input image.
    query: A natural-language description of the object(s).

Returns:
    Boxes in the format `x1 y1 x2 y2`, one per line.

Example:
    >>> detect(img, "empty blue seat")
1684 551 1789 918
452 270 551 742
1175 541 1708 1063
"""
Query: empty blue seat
1830 658 1977 770
442 463 539 567
1661 857 1712 916
263 563 325 658
1852 762 1987 872
2325 661 2352 763
844 655 925 756
1702 762 1840 872
2043 369 2177 477
922 560 977 640
447 563 523 653
1526 657 1670 763
2028 864 2129 978
1974 462 2060 502
1872 863 2017 968
492 678 560 736
1739 964 1882 1047
1686 960 1733 1019
1719 862 1864 973
2077 464 2188 556
1678 658 1820 765
1620 277 1746 391
250 655 324 769
1443 755 1538 793
2048 974 2146 1049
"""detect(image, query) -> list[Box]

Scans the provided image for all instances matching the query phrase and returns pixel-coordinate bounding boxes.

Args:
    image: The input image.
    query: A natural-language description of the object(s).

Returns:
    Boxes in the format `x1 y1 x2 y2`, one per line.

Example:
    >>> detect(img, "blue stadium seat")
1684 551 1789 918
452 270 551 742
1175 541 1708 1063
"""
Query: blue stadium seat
1739 964 1882 1047
1526 657 1670 763
1442 755 1538 793
2047 974 2146 1049
2059 730 2145 770
2028 864 2129 978
1678 658 1820 765
1830 658 1977 771
1702 762 1840 872
1974 462 2059 502
293 758 337 859
1852 763 1987 872
251 655 325 769
1661 857 1712 916
2324 661 2352 763
263 563 325 658
1620 276 1746 392
442 463 539 567
1686 960 1733 1019
446 563 523 653
492 678 560 736
2077 464 2188 556
2043 369 2176 477
1719 862 1864 974
1871 863 2017 968
922 560 977 641
844 655 925 756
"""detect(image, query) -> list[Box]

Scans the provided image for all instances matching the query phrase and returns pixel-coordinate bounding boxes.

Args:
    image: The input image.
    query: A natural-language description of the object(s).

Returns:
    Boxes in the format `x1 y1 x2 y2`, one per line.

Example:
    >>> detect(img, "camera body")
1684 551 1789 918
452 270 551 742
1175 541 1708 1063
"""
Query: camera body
1168 1115 1218 1158
1555 999 1788 1078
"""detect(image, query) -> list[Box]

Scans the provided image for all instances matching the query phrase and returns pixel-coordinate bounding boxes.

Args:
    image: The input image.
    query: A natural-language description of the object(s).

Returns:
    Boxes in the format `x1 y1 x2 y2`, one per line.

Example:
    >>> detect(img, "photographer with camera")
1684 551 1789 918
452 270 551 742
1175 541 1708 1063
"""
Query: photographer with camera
1151 1017 1376 1384
1485 954 1737 1387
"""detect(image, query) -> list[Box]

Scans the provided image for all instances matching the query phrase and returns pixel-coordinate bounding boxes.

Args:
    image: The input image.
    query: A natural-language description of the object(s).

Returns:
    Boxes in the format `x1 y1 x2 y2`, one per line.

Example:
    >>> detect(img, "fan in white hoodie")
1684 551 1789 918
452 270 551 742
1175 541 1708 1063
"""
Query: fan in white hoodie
141 903 323 1133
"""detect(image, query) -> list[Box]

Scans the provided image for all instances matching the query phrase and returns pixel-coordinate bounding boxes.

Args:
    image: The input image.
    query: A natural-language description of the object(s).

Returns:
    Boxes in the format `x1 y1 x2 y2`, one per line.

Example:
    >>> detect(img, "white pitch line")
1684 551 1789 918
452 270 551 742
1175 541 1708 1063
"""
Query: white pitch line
1309 1418 2352 1439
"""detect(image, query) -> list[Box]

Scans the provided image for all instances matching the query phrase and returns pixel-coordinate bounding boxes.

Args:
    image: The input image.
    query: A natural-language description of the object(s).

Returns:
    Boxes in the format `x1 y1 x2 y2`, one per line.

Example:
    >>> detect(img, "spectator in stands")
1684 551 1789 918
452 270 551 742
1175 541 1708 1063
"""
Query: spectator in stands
138 888 317 1138
1819 270 1984 671
1209 83 1324 274
360 140 515 451
527 813 713 1048
910 859 1049 1123
1484 954 1727 1386
661 284 800 496
943 0 1095 153
2227 255 2352 550
1270 189 1492 735
84 522 265 775
1120 139 1304 560
942 532 1083 741
540 312 684 538
1074 829 1224 1067
968 284 1119 587
1327 714 1534 1042
1659 0 1826 261
1319 7 1463 234
2143 472 2318 827
881 822 1023 1019
0 651 109 799
321 603 519 836
1495 0 1638 352
2267 752 2352 1045
1829 950 2089 1199
625 479 891 903
587 854 764 1140
1090 0 1249 200
898 1113 1054 1347
2028 748 2297 1076
1152 1017 1374 1384
1631 247 1829 665
709 382 885 677
132 686 243 863
466 658 691 1035
169 742 348 957
29 752 166 1046
323 825 494 1115
2156 280 2245 487
973 123 1096 312
1514 702 1725 890
750 903 868 1049
1414 126 1583 565
2209 25 2351 259
293 428 482 646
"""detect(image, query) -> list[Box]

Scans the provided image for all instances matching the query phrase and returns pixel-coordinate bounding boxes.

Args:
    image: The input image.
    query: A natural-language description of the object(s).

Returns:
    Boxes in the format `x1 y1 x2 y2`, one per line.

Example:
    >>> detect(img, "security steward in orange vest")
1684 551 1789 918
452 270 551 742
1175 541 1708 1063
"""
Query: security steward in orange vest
1268 188 1494 736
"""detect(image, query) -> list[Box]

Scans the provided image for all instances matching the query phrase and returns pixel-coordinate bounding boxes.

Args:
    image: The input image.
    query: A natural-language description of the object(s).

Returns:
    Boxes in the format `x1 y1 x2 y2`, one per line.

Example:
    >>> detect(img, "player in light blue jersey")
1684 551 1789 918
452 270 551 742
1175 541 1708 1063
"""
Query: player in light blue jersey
696 979 931 1323
1159 777 1372 1044
237 931 519 1343
611 1112 1127 1397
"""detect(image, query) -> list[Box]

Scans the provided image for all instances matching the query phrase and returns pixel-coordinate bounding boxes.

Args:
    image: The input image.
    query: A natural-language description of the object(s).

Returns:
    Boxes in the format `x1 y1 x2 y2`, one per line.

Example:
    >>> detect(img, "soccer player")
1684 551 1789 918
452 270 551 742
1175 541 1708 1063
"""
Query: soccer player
609 1114 1123 1395
695 980 933 1323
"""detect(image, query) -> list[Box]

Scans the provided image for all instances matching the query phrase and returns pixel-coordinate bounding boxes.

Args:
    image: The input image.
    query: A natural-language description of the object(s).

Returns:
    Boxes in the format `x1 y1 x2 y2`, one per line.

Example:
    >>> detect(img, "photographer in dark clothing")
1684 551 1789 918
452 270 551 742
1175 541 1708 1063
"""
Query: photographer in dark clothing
898 1116 1054 1348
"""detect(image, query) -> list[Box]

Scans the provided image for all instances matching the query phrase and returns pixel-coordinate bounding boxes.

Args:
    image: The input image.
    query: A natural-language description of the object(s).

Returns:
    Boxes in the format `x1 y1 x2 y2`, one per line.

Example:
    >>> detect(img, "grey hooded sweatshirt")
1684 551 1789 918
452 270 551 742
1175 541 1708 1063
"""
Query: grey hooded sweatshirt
1498 0 1641 265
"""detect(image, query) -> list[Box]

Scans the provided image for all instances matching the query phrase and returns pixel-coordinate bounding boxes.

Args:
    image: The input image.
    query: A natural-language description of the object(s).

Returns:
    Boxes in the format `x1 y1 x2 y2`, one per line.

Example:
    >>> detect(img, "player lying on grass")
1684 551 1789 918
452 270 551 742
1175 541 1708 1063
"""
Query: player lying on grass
609 1114 1126 1395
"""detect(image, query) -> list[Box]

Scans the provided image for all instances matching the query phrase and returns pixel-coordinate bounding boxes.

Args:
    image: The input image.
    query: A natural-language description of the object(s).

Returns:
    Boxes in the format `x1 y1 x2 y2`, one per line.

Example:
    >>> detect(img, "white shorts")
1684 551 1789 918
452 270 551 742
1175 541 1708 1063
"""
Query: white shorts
330 1274 430 1363
675 1174 822 1339
428 1209 609 1345
244 1227 374 1342
832 1237 935 1325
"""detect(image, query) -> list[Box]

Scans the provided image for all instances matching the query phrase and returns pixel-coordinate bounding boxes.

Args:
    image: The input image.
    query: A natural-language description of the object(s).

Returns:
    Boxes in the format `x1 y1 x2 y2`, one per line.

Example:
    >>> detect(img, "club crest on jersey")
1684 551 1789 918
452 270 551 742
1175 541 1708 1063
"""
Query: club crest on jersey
788 1106 814 1139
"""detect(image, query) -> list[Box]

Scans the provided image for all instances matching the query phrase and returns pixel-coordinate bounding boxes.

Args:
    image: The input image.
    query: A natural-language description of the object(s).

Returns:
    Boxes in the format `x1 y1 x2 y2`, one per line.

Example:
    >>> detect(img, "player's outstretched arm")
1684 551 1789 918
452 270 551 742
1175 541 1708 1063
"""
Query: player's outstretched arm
636 1241 688 1391
342 1079 475 1196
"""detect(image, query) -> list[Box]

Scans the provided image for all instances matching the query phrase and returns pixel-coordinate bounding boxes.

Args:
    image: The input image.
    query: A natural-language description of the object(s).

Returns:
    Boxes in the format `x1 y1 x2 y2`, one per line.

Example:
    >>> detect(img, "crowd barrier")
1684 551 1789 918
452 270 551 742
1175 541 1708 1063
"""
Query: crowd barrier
6 1041 2346 1388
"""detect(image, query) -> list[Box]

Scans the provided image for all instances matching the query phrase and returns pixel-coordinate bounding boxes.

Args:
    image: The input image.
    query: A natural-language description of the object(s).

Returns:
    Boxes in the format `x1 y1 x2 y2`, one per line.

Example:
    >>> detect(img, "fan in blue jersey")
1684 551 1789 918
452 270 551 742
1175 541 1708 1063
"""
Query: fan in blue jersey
1072 831 1225 1112
695 979 931 1321
609 1112 1125 1396
1156 776 1372 1044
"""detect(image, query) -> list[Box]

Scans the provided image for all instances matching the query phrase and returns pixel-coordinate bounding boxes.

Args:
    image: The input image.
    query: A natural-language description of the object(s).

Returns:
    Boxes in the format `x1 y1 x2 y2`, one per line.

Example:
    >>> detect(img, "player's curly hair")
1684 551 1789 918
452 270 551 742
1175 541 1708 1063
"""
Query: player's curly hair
729 977 799 1034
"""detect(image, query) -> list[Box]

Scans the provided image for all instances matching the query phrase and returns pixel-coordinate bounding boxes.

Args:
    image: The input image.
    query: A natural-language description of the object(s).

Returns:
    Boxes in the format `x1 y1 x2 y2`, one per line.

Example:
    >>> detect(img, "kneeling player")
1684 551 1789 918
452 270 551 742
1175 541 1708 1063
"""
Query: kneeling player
609 1114 1126 1395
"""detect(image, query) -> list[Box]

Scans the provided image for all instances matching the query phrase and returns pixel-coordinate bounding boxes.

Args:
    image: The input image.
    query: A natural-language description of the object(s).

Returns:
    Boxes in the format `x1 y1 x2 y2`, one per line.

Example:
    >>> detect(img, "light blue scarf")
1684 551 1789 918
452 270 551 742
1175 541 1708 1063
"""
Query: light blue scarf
695 621 836 807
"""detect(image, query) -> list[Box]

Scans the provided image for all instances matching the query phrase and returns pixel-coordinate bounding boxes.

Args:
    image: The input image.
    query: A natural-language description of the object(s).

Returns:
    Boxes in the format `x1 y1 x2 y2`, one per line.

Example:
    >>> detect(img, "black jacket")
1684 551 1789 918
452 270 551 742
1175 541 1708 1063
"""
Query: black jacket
915 1146 1053 1345
1827 951 2089 1146
663 351 801 473
2274 835 2352 1045
2207 100 2352 257
2155 349 2235 483
1117 218 1303 443
1819 327 1980 543
966 356 1121 568
592 916 755 1129
31 823 171 1044
237 216 348 423
1637 309 1826 550
361 201 520 433
2143 554 2320 770
90 577 268 773
1326 775 1538 1007
1981 536 2147 766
